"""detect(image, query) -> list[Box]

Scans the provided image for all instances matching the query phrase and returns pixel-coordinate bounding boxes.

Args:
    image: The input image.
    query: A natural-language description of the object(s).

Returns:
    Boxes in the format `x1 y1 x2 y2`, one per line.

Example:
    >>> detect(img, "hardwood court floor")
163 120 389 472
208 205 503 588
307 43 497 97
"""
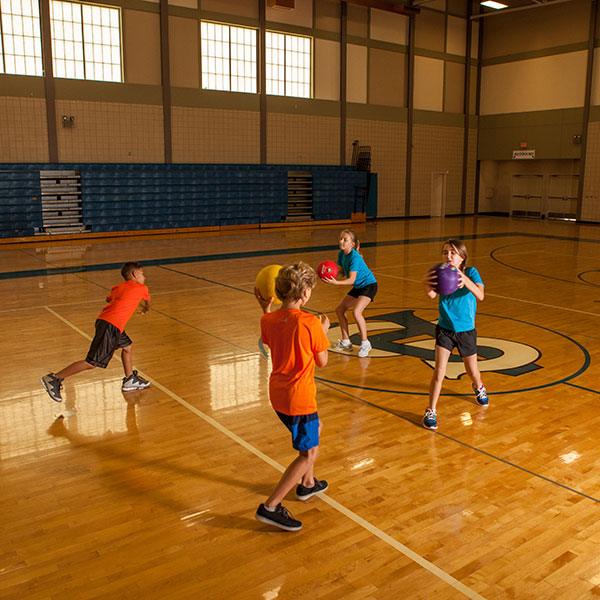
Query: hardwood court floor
2 216 600 599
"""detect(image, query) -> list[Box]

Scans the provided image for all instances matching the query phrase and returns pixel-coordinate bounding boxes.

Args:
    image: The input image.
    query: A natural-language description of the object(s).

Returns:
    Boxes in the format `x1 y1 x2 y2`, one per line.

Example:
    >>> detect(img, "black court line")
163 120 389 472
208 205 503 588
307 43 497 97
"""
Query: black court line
42 259 600 507
317 378 600 505
4 229 600 281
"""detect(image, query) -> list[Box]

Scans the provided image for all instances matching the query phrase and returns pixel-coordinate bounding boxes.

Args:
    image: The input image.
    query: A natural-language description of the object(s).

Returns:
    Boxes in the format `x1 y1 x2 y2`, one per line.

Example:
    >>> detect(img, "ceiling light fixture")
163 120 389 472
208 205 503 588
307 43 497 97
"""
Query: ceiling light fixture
481 0 508 8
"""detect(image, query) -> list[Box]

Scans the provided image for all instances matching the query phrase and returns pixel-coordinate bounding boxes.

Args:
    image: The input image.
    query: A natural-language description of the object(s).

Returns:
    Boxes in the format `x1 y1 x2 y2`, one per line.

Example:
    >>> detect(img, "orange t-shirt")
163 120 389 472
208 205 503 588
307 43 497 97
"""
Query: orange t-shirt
260 308 330 416
97 280 150 332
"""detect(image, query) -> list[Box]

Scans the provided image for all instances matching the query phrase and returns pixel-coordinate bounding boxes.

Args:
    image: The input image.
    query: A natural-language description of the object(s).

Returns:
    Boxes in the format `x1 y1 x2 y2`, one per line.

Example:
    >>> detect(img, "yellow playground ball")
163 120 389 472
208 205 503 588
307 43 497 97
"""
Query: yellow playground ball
255 264 282 304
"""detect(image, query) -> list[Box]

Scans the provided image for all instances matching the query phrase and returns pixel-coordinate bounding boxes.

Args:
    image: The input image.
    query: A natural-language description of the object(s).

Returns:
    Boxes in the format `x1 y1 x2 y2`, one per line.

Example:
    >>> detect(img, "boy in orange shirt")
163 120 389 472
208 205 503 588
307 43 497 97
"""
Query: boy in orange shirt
254 262 330 531
41 261 152 403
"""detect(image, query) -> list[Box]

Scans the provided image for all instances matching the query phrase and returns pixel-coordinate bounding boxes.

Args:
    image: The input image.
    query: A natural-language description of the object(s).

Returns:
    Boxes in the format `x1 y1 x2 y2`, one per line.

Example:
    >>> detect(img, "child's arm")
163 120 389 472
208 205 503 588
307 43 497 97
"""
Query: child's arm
324 270 357 286
423 269 437 299
139 299 152 314
315 314 330 368
254 287 274 313
459 272 485 301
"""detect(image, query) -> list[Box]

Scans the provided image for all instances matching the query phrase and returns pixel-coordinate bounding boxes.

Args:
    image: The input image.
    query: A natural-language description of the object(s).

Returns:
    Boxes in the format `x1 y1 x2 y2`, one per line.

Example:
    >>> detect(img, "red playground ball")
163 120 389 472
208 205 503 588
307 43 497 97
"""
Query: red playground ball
432 263 460 295
317 260 338 280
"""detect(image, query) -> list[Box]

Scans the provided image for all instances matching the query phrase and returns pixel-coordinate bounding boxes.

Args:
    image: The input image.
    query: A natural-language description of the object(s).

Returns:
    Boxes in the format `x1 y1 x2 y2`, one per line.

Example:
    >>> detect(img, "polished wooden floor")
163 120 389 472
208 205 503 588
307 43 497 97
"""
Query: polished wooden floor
2 216 600 599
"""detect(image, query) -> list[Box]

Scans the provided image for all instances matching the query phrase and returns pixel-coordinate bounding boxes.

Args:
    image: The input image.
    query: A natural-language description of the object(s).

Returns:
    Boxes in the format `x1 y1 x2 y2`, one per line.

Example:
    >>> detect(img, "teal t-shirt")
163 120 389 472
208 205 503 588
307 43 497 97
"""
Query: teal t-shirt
337 249 376 289
438 266 483 332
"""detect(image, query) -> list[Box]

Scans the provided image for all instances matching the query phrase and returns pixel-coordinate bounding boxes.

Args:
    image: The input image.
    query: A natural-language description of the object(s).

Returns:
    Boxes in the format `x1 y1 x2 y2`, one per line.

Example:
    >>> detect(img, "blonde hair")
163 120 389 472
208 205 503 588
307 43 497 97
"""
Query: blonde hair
443 239 468 272
340 228 360 252
275 261 317 302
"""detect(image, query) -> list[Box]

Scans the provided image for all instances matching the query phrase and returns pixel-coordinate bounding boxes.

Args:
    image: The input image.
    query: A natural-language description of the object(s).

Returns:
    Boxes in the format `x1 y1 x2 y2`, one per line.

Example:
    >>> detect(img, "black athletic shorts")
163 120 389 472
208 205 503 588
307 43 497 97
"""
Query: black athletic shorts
86 319 132 368
435 325 477 358
348 282 378 301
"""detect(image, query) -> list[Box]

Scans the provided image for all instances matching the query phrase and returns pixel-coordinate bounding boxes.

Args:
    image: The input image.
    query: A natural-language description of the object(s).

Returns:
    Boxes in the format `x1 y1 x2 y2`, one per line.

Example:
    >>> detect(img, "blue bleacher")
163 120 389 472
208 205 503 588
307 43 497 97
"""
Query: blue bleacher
0 163 366 237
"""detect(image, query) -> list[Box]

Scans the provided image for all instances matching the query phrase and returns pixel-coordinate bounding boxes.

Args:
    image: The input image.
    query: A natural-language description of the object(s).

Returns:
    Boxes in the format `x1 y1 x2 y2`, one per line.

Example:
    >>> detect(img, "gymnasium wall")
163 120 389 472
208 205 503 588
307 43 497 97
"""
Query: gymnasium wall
476 0 600 220
0 0 478 227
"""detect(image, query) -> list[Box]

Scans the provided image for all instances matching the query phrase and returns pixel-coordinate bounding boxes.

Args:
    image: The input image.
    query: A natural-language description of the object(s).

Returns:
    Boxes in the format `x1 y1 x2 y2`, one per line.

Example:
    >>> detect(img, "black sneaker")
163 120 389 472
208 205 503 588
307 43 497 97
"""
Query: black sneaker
41 373 63 402
255 503 302 531
296 478 328 501
122 370 151 391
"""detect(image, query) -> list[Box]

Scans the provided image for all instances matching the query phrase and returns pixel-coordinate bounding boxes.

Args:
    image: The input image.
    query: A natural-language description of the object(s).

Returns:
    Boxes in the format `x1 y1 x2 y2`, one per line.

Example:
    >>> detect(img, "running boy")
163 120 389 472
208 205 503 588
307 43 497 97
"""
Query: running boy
41 261 152 402
324 229 377 357
254 262 330 531
422 239 487 431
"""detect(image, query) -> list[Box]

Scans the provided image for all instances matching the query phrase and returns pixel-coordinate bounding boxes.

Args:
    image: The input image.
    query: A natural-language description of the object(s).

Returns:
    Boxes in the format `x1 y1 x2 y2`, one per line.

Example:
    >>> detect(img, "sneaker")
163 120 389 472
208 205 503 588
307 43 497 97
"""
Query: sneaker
333 339 353 351
41 373 63 403
255 503 302 531
422 408 438 430
122 370 151 391
473 383 489 406
358 340 372 358
296 478 328 501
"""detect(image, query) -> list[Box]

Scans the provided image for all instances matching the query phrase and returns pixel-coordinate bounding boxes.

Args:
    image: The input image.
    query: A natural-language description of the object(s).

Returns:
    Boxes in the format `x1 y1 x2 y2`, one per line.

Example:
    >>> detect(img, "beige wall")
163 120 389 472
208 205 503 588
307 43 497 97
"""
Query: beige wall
56 100 164 163
172 106 259 163
0 1 480 221
480 52 587 115
0 97 48 162
267 113 339 165
347 118 407 217
411 124 464 216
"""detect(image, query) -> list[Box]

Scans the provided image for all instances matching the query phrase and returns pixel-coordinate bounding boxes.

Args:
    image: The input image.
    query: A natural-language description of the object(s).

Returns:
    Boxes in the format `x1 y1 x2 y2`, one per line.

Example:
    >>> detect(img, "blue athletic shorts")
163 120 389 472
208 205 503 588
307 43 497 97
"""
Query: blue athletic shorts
276 411 320 451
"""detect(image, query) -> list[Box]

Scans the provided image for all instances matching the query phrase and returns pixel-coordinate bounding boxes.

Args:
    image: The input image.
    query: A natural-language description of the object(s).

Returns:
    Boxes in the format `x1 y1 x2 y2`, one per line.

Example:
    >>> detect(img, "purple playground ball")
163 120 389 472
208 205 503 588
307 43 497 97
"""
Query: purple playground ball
432 263 460 295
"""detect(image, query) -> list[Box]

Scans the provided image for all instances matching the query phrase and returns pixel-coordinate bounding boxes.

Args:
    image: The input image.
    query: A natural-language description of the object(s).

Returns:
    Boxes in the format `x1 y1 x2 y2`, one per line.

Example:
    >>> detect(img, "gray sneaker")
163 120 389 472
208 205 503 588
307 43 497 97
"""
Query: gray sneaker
41 373 63 402
122 370 151 391
358 340 372 357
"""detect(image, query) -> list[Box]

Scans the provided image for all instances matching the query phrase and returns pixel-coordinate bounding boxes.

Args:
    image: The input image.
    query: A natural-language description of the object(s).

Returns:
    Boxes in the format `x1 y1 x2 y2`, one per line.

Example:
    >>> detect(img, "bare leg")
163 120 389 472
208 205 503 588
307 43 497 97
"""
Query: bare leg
428 345 451 413
265 446 318 508
463 353 483 388
335 296 354 340
352 296 372 342
121 344 133 377
55 360 95 380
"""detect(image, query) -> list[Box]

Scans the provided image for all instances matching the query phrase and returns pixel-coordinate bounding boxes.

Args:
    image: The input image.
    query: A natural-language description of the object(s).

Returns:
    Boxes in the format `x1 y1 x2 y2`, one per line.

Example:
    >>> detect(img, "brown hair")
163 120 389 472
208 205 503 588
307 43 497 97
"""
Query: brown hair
275 261 318 302
340 228 360 252
443 239 468 272
121 261 144 280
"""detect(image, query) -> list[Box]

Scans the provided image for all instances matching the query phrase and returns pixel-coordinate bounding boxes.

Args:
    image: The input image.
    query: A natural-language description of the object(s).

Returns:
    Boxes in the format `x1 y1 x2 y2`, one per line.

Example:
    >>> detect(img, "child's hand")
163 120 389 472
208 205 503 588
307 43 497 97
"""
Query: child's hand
322 276 337 284
423 269 436 292
457 271 466 288
254 287 274 313
139 307 149 315
319 313 330 332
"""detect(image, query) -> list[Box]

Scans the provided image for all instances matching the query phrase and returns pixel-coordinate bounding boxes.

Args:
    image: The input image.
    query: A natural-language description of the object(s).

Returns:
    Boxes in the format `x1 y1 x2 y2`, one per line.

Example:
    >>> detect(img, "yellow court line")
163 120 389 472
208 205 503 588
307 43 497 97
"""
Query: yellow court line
375 272 600 317
44 305 487 600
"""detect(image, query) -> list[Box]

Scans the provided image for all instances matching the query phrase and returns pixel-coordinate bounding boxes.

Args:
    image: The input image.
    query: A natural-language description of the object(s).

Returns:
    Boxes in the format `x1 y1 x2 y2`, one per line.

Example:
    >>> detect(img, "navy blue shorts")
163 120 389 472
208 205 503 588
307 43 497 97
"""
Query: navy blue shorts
436 325 477 358
276 411 320 451
348 282 377 301
86 319 132 368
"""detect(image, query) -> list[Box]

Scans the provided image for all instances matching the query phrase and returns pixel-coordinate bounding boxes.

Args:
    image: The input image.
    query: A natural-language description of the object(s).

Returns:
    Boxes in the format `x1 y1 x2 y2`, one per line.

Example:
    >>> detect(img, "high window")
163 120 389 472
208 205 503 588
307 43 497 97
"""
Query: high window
0 0 122 81
265 31 310 98
201 21 257 93
0 0 43 76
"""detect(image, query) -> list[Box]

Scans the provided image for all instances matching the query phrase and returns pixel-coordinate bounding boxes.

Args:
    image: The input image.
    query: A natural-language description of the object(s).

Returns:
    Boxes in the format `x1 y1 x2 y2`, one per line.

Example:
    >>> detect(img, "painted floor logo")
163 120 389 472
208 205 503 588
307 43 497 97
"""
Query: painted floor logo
326 307 588 393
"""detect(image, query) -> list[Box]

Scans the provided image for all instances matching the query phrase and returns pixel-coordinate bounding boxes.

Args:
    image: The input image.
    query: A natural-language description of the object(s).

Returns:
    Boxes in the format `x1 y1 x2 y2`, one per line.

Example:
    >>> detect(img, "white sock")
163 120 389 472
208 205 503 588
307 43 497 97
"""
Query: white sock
263 504 276 512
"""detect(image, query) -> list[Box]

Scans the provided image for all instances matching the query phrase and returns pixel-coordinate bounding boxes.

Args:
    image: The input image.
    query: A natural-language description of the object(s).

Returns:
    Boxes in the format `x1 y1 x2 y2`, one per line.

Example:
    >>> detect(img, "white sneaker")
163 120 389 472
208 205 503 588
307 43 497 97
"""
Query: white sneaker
358 340 372 357
333 339 353 351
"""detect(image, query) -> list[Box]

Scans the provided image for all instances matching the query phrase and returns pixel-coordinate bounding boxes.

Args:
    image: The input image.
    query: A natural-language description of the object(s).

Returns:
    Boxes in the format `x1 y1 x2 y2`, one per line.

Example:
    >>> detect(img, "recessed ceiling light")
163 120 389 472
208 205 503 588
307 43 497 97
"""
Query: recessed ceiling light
481 0 508 8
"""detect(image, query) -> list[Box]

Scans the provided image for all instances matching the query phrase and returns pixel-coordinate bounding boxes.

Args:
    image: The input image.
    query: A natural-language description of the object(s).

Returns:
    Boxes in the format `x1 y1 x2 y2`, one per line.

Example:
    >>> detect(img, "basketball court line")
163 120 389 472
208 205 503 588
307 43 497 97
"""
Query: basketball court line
41 304 486 600
4 229 599 281
375 272 600 317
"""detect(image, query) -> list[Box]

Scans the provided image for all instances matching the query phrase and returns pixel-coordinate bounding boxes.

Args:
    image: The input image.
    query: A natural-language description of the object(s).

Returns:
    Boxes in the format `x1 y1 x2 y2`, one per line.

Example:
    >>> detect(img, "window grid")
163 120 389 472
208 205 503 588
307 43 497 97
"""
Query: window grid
81 3 121 82
266 31 310 98
51 1 84 79
201 21 256 93
1 0 43 76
